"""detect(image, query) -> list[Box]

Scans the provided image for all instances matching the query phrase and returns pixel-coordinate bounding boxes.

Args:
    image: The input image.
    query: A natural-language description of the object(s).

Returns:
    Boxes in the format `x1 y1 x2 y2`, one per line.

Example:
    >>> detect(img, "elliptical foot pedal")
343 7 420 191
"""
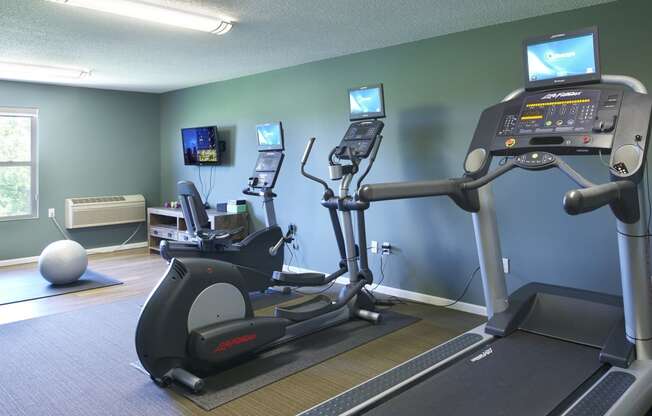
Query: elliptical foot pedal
273 271 327 286
275 295 336 321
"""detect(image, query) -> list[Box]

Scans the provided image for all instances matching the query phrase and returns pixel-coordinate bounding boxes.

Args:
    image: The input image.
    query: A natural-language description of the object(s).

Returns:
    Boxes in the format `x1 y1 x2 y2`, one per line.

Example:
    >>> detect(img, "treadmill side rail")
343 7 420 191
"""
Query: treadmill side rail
562 361 652 416
298 327 490 416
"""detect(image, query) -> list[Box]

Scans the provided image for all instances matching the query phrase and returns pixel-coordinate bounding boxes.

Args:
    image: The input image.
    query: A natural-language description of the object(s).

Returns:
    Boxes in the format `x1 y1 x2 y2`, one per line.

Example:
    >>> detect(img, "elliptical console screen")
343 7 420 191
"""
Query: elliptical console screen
349 84 385 121
181 126 220 165
251 152 283 190
524 27 600 90
256 122 284 151
498 90 601 136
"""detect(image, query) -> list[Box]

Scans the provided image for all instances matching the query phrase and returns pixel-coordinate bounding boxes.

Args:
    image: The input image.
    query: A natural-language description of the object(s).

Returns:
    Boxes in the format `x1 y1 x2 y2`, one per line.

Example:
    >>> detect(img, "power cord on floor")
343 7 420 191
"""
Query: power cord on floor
50 216 72 240
363 251 406 307
436 266 481 308
110 223 143 253
285 242 338 295
49 215 141 253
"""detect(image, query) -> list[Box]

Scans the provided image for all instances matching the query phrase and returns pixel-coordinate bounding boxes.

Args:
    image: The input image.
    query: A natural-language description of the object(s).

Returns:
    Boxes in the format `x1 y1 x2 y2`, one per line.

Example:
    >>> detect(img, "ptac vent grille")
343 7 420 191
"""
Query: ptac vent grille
71 196 126 204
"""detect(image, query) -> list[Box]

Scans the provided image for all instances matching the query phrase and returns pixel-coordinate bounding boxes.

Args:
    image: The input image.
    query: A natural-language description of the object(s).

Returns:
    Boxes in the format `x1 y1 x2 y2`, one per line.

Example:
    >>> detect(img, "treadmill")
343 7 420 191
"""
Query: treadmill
299 27 652 416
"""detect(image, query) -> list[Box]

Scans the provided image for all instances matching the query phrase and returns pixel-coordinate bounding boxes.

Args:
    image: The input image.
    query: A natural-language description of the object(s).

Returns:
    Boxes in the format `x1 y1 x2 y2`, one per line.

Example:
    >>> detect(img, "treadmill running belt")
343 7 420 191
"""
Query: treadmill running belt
366 331 604 416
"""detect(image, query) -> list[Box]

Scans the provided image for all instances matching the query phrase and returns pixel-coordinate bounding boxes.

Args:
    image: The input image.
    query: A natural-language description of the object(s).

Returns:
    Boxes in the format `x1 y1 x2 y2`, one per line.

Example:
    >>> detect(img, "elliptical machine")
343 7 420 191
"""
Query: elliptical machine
160 122 293 293
135 84 387 393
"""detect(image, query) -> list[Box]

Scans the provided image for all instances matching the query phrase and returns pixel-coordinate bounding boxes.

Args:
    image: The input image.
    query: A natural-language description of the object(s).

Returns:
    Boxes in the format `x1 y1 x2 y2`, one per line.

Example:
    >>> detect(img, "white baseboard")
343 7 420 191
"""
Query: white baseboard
283 265 487 317
0 241 148 268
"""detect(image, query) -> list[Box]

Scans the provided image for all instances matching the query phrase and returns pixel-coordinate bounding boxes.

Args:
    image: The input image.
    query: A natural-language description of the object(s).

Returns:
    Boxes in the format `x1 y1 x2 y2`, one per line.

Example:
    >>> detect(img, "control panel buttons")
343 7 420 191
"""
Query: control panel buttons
582 136 591 144
613 162 629 175
514 152 555 169
505 137 517 148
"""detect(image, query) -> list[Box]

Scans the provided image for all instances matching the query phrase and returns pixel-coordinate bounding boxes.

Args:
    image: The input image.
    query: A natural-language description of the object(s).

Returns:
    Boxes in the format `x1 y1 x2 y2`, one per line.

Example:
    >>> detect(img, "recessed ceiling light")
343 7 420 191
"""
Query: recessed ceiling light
0 61 91 81
46 0 234 35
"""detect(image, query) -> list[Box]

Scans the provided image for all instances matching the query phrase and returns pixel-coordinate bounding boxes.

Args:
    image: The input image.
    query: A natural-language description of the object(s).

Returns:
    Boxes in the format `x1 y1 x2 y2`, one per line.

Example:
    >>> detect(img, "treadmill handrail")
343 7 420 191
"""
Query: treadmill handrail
564 180 636 216
358 177 471 202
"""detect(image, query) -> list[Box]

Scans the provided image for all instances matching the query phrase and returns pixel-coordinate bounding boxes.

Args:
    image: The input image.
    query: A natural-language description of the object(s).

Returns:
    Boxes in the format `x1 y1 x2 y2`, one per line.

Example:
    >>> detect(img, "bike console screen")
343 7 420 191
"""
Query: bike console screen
249 152 283 190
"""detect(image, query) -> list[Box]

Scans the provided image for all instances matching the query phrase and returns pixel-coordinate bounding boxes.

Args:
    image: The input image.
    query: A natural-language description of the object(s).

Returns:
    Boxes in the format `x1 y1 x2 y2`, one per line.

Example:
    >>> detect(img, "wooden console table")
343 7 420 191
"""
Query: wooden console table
147 207 249 254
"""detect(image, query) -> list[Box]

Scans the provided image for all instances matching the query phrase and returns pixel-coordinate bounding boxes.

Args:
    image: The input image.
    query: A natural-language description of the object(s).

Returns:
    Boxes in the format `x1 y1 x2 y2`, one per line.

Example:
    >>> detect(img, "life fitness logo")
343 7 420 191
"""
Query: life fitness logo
470 347 493 363
540 91 582 100
213 333 257 353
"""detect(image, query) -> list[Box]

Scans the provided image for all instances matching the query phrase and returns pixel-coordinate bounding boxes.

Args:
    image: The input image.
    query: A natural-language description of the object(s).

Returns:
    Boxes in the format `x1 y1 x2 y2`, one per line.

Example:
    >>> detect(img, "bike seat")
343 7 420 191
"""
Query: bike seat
273 271 327 286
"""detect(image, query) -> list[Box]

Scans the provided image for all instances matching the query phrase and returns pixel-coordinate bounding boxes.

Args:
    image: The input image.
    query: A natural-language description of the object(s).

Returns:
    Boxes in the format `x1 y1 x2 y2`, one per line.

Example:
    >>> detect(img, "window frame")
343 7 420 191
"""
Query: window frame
0 107 39 222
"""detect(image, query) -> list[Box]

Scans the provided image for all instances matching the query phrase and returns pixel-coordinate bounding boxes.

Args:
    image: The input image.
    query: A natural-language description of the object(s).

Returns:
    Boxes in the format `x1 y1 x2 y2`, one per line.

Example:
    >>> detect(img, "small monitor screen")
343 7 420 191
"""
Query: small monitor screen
524 27 600 90
349 84 385 121
256 122 284 151
181 126 219 165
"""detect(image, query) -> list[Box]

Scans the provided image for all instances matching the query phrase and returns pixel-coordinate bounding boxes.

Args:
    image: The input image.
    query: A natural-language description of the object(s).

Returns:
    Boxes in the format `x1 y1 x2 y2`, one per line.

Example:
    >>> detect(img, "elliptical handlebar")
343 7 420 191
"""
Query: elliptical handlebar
301 137 316 165
300 138 332 193
356 135 383 192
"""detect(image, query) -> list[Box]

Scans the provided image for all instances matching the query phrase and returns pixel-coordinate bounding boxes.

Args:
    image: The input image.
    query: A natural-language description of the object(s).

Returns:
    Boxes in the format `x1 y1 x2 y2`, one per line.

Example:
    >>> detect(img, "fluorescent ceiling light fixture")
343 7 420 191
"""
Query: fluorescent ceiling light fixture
47 0 234 35
0 61 90 80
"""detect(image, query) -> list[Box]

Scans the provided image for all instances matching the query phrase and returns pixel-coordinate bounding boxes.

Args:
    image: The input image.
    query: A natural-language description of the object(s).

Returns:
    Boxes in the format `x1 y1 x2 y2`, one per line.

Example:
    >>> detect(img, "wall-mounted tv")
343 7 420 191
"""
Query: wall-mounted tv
181 126 221 165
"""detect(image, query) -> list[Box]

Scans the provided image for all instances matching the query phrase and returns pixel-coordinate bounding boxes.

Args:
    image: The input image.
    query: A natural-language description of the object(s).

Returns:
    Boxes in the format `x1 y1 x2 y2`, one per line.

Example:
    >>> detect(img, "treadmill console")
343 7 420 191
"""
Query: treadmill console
335 119 384 159
465 84 652 181
493 87 622 155
248 151 284 190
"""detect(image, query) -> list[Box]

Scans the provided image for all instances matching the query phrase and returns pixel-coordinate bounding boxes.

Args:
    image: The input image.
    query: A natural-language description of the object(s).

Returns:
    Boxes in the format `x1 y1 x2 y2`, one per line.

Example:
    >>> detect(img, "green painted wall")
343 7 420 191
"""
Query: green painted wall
160 0 652 306
0 81 160 260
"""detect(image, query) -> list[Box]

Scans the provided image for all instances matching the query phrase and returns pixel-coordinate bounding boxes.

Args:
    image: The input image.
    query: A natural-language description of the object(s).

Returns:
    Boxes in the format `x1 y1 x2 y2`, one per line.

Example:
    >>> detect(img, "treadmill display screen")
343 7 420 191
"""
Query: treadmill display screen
524 27 600 90
527 34 596 83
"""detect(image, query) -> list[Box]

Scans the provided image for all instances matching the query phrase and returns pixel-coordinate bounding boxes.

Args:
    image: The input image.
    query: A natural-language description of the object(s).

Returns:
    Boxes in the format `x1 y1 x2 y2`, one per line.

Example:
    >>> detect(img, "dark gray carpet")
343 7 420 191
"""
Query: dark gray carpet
0 268 122 306
0 290 416 415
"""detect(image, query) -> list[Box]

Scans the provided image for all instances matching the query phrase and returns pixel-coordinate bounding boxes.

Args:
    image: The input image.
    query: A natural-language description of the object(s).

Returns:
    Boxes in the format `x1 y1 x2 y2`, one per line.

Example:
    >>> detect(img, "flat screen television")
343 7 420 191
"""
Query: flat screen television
256 122 284 151
349 84 385 121
181 126 220 165
523 27 600 90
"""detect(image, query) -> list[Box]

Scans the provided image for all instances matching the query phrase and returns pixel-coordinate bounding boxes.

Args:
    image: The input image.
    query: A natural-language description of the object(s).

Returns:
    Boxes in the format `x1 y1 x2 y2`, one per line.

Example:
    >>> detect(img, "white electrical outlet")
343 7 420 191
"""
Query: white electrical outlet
48 208 56 218
502 257 510 274
371 240 378 254
382 242 392 255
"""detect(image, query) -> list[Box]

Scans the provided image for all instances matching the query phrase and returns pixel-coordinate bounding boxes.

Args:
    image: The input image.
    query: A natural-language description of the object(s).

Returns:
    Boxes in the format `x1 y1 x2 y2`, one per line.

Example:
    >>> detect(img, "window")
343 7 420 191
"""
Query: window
0 108 38 220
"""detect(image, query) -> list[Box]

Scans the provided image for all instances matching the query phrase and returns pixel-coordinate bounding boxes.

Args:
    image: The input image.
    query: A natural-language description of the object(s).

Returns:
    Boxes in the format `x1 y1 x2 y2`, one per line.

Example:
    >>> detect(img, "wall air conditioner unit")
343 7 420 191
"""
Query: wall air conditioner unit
65 195 146 229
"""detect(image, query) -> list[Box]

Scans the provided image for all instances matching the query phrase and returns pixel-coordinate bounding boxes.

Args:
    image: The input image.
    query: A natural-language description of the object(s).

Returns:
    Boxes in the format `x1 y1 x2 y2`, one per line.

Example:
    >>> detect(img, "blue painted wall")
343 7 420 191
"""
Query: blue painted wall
0 81 160 260
160 0 652 307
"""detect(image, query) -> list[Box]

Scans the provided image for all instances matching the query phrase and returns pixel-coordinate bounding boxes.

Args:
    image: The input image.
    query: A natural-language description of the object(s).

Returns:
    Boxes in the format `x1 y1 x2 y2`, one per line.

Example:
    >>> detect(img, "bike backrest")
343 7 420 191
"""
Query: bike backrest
177 181 211 235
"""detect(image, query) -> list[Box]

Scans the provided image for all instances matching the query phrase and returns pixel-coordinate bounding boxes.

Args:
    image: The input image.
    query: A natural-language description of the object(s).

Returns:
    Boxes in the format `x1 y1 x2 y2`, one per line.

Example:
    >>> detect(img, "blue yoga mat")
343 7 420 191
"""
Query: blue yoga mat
0 268 122 305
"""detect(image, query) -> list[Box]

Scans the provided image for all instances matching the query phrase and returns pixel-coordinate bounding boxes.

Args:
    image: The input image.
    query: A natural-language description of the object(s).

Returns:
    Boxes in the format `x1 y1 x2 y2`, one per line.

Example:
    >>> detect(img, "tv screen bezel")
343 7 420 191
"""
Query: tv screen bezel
181 125 220 166
255 122 285 152
523 26 601 91
348 84 386 121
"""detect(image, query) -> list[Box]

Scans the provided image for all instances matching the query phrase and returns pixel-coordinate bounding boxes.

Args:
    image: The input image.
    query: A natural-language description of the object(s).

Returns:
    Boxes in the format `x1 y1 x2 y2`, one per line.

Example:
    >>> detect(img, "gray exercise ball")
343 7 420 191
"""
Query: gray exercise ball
38 240 88 285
